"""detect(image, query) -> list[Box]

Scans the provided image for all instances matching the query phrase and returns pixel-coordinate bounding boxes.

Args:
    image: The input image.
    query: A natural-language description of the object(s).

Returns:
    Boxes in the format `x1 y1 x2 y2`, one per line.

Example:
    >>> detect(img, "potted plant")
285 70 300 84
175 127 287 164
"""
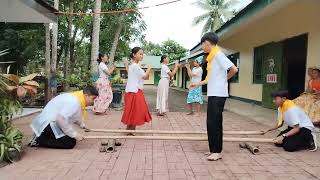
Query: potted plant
110 74 125 108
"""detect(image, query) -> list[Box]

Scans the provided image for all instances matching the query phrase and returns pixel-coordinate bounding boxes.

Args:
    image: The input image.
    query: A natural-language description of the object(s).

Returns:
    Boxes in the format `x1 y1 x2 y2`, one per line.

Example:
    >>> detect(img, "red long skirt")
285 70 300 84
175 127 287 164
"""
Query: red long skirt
121 90 152 126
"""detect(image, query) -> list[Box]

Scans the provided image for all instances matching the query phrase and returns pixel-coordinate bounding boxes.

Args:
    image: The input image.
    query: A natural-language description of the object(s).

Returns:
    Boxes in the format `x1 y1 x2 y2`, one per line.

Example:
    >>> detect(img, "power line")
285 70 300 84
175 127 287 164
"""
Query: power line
56 0 183 15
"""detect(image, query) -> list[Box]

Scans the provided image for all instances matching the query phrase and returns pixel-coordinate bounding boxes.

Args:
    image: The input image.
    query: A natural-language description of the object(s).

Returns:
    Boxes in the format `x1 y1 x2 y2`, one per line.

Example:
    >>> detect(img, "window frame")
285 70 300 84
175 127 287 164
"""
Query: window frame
227 52 240 83
252 47 264 84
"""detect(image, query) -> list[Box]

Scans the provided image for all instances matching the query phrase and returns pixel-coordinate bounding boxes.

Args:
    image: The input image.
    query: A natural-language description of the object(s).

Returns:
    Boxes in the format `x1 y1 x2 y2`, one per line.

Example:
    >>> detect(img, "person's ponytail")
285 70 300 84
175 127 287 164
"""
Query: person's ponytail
97 53 103 64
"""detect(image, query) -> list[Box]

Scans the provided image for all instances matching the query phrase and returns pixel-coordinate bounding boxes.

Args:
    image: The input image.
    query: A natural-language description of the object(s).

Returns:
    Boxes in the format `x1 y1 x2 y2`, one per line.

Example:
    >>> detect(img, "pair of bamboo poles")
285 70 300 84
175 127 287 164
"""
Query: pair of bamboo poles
84 129 275 143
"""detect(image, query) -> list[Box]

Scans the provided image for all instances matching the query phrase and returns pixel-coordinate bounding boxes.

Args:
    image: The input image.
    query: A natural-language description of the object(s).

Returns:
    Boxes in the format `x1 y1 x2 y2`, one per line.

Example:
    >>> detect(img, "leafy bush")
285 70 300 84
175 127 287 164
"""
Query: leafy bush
111 74 124 85
60 67 94 89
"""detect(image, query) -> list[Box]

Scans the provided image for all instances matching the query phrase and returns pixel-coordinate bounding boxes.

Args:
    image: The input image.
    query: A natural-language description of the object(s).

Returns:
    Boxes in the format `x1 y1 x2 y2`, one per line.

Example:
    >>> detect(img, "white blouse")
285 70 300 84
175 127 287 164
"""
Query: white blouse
125 63 145 93
98 62 109 79
30 93 85 139
160 64 170 78
191 67 203 83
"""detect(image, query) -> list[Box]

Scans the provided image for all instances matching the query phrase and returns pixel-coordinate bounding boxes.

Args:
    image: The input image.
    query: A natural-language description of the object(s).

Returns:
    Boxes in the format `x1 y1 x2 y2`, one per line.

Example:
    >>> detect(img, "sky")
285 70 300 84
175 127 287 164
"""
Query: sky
135 0 252 50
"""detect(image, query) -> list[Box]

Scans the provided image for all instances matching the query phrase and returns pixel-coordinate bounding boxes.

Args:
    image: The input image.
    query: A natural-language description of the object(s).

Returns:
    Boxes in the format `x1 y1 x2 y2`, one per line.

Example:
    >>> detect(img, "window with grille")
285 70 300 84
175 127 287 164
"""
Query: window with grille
253 47 263 84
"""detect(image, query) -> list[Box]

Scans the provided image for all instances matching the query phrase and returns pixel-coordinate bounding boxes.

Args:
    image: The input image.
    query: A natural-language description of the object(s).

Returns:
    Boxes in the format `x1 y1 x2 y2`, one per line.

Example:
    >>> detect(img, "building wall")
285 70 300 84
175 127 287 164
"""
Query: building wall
115 68 156 85
220 0 320 101
145 70 155 85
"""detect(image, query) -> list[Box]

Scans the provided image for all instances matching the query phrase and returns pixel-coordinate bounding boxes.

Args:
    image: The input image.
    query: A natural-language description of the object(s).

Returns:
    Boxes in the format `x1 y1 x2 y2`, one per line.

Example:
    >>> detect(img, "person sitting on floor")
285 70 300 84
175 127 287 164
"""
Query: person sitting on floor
262 90 317 152
293 67 320 126
29 86 98 149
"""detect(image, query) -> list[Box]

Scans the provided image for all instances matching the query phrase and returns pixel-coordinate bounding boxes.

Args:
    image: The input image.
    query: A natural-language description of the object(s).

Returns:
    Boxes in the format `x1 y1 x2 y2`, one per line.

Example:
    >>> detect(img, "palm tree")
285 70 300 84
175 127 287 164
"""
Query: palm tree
51 0 59 97
90 0 101 74
108 0 132 62
44 23 51 101
193 0 239 34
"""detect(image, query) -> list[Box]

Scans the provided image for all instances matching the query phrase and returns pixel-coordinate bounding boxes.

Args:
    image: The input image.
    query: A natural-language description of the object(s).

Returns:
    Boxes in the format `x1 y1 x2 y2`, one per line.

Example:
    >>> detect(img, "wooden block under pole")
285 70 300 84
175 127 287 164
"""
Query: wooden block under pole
85 129 264 135
84 135 275 143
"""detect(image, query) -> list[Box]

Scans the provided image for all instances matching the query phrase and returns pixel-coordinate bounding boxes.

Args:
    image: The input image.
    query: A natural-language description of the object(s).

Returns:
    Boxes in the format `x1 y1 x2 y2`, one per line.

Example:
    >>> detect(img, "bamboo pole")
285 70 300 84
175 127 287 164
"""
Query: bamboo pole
239 142 260 154
85 129 263 135
84 135 275 143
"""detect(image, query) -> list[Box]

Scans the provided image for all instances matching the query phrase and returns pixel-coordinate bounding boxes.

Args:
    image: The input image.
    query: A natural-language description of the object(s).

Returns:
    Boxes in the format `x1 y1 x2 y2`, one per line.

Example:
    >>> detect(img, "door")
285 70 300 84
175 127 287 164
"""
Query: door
154 71 161 85
283 34 308 99
262 42 284 109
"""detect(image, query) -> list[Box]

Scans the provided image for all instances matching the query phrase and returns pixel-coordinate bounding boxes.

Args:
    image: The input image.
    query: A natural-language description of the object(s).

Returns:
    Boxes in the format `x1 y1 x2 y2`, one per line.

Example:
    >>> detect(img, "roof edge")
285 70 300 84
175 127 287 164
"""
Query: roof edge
21 0 58 23
216 0 274 37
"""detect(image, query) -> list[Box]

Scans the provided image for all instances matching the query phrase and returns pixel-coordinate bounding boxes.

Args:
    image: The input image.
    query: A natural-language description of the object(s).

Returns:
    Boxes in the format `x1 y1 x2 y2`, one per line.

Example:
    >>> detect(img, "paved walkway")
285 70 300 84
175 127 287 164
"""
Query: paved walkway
1 111 320 180
12 108 42 120
144 86 207 112
1 86 320 180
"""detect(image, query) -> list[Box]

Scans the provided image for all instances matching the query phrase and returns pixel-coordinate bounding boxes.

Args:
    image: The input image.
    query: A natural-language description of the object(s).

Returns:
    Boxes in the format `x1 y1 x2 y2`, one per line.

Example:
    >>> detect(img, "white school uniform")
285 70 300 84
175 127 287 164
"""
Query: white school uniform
30 93 85 139
207 52 234 97
280 106 314 131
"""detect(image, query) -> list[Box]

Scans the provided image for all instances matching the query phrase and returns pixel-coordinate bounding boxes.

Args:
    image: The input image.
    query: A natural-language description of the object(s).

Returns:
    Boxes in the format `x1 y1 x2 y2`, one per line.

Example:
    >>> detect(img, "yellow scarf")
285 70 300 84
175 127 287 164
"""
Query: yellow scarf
204 46 221 83
69 90 87 120
277 100 296 127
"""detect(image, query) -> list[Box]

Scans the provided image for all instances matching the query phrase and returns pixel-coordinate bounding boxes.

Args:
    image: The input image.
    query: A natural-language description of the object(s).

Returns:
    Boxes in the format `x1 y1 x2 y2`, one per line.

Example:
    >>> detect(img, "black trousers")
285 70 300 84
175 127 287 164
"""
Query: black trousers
276 127 312 152
207 96 227 153
37 125 76 149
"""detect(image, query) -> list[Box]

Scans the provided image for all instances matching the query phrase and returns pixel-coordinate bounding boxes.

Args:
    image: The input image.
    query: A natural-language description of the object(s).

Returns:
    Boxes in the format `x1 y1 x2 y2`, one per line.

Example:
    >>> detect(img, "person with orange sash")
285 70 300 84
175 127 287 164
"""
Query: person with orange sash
190 32 238 161
262 90 317 152
293 67 320 126
29 86 98 149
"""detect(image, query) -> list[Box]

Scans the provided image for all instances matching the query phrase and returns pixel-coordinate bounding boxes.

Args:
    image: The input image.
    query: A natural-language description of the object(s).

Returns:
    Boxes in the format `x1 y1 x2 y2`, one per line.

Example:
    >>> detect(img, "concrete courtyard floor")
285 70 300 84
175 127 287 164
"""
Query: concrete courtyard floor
1 110 320 180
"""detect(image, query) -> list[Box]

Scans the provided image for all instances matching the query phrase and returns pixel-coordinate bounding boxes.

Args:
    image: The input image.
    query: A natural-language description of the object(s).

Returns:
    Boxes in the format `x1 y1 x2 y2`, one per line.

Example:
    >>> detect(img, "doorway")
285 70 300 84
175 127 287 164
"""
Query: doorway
283 34 308 99
154 71 160 85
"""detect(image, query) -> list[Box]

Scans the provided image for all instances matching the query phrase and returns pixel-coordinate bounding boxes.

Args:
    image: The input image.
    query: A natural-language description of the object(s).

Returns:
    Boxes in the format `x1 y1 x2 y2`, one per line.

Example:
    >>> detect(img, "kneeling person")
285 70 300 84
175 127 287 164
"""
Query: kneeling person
263 90 317 152
29 86 98 149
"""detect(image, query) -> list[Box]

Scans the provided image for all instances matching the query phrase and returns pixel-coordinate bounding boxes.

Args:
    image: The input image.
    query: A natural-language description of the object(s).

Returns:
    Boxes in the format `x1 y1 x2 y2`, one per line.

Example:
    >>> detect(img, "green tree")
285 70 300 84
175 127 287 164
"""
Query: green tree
0 23 45 74
193 0 239 34
100 0 146 62
161 40 188 63
142 39 187 63
142 41 162 56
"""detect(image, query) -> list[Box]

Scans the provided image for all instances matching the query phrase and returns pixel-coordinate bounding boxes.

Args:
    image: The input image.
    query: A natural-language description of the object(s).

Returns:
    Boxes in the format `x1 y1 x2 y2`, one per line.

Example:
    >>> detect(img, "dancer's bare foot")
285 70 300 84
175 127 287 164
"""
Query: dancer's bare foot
207 153 222 161
157 112 165 116
94 112 108 115
186 112 194 115
127 133 135 136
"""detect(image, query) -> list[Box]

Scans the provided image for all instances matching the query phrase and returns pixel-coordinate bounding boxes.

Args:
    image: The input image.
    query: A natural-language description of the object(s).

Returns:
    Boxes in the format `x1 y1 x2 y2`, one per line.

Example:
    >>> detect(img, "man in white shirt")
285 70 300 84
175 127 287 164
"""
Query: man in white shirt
191 32 238 161
29 86 98 149
262 90 317 152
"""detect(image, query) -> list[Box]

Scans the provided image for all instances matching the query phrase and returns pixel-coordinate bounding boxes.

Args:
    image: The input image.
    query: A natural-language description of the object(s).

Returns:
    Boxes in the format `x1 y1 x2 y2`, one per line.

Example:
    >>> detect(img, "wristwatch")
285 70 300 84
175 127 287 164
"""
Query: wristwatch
282 133 286 138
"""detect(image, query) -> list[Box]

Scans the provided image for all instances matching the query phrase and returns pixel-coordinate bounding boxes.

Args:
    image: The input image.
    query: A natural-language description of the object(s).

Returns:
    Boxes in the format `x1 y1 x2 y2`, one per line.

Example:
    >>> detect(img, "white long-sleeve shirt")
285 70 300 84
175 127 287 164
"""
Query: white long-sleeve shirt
30 93 85 139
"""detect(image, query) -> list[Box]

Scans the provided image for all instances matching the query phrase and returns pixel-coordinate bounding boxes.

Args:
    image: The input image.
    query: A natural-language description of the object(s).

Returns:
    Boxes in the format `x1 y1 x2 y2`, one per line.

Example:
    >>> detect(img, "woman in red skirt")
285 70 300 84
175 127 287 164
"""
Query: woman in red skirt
121 47 152 135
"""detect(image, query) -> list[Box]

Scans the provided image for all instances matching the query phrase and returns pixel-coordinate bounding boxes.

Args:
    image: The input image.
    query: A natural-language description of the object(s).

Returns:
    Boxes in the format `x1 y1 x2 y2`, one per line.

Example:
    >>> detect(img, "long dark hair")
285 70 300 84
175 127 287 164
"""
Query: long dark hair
97 53 107 64
160 55 167 63
130 47 143 59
